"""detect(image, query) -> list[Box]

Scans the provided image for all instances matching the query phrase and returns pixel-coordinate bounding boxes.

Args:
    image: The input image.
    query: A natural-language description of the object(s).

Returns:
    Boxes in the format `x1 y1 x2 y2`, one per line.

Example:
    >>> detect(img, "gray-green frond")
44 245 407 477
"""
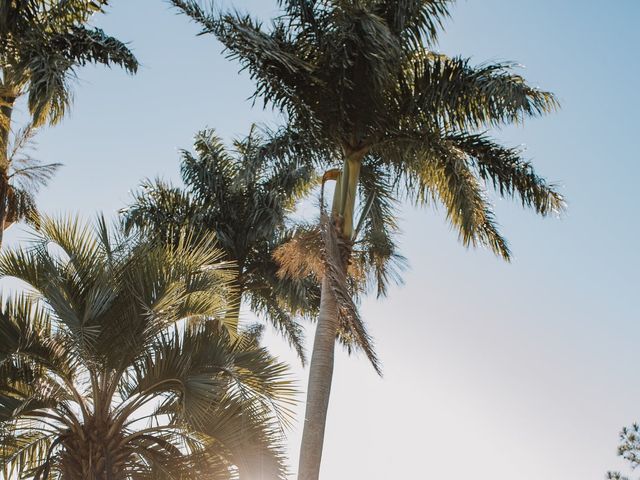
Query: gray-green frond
3 126 61 227
0 215 235 368
222 14 317 115
447 132 565 215
243 263 316 364
24 25 138 126
0 216 292 479
400 51 559 130
1 0 138 127
355 161 407 297
57 26 138 73
373 0 453 49
121 178 201 243
428 154 511 260
372 126 564 259
124 128 318 362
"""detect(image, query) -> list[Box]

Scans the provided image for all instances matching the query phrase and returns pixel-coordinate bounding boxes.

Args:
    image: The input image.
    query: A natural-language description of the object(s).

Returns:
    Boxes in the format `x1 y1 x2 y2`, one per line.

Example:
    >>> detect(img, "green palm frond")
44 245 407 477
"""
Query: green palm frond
0 215 293 479
124 128 318 363
447 132 565 215
1 0 138 127
245 285 308 364
320 215 381 373
174 0 563 380
373 0 452 49
427 152 511 260
0 127 60 228
399 51 558 130
354 161 406 297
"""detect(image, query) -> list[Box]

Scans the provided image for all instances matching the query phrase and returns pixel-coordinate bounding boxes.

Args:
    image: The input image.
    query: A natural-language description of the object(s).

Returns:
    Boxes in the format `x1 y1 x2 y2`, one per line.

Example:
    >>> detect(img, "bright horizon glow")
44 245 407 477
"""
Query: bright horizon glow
3 1 639 479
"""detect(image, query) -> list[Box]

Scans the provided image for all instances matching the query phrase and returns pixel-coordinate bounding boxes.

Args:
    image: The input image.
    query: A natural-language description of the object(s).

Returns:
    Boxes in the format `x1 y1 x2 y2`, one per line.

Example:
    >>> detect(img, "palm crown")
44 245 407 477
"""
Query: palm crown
0 0 138 242
175 0 565 366
172 3 567 478
122 128 319 362
175 0 563 253
0 216 295 479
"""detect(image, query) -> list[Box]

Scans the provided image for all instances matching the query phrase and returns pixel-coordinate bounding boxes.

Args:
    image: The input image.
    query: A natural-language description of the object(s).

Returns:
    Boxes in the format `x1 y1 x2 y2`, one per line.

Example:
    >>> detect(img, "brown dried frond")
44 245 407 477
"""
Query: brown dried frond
320 214 381 375
274 225 324 280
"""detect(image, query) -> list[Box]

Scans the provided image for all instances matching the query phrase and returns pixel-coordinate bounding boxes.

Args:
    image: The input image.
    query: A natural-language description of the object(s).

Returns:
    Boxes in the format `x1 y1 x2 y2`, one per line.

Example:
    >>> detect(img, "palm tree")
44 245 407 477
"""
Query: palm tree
0 215 296 480
0 0 138 245
172 2 565 478
122 127 319 363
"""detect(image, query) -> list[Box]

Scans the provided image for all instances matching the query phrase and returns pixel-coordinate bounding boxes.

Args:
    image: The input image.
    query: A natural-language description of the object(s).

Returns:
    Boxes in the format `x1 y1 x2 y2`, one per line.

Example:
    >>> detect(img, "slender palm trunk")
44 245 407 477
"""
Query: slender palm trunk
298 149 365 480
298 275 339 480
0 171 9 249
0 93 15 250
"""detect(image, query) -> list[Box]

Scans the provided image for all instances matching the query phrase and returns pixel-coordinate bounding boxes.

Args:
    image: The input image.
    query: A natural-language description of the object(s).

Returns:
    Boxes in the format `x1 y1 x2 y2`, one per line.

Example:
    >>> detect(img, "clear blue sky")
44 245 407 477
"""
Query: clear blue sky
5 1 640 479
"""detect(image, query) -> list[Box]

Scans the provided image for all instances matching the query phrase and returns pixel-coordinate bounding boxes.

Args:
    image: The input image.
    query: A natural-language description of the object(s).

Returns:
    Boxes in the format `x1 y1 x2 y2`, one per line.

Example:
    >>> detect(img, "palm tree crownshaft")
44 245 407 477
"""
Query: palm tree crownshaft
333 149 366 240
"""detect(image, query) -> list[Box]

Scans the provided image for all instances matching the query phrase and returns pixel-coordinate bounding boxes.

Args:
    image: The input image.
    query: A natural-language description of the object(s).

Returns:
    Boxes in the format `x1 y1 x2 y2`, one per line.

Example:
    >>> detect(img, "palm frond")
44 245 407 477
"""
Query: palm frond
321 215 381 374
0 214 290 479
245 287 307 364
448 132 565 215
373 0 452 49
400 51 559 130
399 138 511 259
1 0 138 127
355 161 406 297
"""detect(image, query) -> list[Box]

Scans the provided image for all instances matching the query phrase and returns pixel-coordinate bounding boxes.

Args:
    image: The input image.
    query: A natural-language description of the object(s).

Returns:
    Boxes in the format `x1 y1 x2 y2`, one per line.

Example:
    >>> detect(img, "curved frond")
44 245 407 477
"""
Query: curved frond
0 215 287 479
448 132 565 215
400 51 559 130
373 0 452 49
1 0 138 126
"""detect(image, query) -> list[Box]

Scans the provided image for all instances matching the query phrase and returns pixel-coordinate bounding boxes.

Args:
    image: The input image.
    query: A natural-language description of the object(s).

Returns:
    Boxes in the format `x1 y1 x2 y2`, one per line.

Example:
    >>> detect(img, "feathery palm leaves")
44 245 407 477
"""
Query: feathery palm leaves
173 0 564 356
122 127 319 363
0 215 295 479
3 127 61 231
0 0 138 244
173 2 565 478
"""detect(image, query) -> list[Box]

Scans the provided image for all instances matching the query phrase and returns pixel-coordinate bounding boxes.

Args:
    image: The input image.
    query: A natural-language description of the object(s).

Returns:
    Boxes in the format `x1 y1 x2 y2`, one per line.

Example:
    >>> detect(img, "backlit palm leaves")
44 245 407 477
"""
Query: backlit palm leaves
0 216 295 479
0 0 138 243
171 2 565 479
122 128 319 362
173 0 562 256
2 126 61 231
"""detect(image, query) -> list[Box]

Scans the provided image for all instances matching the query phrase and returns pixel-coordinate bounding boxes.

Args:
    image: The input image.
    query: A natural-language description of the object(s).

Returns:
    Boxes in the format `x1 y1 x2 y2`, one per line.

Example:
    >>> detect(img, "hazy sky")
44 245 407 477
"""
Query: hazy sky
5 1 640 479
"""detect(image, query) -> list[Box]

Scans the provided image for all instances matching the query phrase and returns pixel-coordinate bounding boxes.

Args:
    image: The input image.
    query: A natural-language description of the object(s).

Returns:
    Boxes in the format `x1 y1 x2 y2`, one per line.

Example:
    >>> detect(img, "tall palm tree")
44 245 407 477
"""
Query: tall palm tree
122 127 319 363
172 2 565 478
0 215 296 480
0 0 138 245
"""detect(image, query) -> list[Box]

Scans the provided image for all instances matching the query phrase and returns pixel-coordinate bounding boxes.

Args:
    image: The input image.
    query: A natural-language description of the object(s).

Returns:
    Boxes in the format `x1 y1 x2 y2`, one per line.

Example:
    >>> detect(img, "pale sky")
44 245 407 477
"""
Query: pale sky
4 1 640 479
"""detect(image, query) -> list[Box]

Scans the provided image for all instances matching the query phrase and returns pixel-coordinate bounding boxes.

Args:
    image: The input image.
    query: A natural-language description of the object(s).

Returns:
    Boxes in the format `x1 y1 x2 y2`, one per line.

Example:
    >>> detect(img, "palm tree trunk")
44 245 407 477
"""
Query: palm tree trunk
298 148 365 480
297 275 339 480
0 95 13 250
